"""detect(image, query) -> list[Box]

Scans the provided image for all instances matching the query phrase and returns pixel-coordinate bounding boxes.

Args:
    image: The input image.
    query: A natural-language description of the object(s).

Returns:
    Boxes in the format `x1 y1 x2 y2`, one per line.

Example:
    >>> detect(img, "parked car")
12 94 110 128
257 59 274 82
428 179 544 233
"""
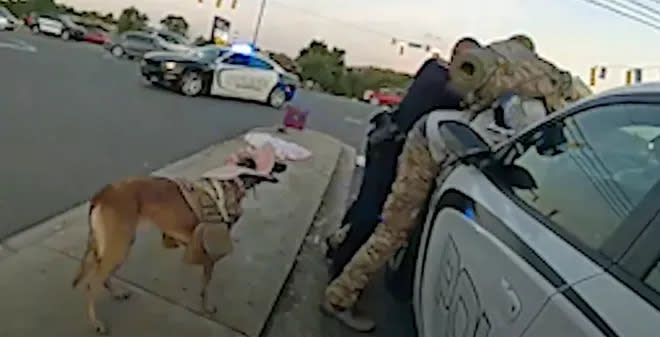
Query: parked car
153 29 191 53
0 6 20 31
106 30 191 59
385 83 660 336
59 15 88 41
140 44 298 108
28 13 86 41
83 26 110 45
364 87 406 107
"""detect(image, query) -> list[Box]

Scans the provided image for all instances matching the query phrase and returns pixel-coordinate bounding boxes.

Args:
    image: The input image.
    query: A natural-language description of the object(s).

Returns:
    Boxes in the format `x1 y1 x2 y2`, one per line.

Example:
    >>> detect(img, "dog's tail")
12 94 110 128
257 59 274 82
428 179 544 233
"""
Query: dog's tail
72 201 101 289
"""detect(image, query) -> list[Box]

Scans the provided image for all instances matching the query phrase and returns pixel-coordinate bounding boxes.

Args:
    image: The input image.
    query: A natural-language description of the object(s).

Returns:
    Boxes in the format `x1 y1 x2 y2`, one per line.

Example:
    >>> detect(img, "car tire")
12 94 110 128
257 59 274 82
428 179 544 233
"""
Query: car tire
384 219 423 302
179 71 204 97
369 97 380 105
268 86 287 109
61 30 70 40
31 25 39 34
111 45 124 58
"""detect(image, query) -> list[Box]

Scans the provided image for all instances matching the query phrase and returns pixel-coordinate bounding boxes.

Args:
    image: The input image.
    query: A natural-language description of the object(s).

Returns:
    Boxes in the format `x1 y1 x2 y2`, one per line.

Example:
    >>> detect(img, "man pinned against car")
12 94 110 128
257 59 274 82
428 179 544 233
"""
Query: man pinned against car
321 34 589 332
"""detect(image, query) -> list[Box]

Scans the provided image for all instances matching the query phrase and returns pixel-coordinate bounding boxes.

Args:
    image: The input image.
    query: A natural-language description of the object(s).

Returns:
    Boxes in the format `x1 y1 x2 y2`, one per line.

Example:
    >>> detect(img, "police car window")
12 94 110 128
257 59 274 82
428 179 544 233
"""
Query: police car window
248 57 273 70
646 260 660 293
510 103 660 251
224 53 251 66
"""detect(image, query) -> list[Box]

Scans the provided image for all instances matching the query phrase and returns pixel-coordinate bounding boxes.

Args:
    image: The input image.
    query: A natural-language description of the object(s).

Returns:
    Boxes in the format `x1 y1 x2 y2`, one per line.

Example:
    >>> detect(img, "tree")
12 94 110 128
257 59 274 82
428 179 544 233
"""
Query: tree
116 6 148 33
296 40 347 95
160 15 189 36
6 0 59 18
294 39 413 98
102 12 116 24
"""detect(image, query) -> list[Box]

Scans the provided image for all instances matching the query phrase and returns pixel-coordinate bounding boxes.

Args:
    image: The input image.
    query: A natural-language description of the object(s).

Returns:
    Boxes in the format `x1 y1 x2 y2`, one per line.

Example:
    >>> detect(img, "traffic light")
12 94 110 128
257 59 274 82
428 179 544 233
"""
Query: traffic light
625 70 632 85
231 0 238 9
589 66 596 86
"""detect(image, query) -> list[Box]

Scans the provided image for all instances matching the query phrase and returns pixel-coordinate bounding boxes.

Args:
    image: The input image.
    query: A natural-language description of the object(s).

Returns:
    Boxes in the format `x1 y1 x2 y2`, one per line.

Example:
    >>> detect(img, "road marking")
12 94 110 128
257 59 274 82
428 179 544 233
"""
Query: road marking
344 117 363 125
0 38 36 53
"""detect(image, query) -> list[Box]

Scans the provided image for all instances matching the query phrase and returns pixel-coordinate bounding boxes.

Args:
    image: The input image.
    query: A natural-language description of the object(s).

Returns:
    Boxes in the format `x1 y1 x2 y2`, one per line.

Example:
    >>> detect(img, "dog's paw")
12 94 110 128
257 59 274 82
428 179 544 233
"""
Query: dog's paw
93 320 108 335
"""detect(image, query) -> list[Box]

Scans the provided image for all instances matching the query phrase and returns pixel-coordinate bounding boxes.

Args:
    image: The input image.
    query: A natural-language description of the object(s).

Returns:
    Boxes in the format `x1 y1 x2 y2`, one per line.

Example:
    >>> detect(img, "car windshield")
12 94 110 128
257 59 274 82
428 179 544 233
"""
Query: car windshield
191 46 224 60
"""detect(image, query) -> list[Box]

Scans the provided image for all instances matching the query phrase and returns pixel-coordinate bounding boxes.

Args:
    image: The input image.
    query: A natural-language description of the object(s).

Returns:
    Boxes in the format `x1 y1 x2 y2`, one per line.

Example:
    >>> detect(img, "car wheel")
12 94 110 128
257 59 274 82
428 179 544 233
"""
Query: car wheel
61 30 70 40
369 97 380 105
384 219 423 302
111 45 124 58
268 86 287 109
179 71 204 97
31 25 39 34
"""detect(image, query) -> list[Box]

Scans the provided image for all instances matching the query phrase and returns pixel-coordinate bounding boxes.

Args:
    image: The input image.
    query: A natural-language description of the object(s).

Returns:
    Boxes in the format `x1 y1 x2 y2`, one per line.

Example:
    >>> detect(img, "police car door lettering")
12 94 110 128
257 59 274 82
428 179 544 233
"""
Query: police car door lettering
233 70 270 92
218 68 269 94
434 236 491 337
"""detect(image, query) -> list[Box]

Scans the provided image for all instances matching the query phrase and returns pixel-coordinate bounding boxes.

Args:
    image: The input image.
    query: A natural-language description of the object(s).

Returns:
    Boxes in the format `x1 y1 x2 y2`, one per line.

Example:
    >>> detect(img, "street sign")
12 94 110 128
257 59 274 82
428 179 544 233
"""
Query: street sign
211 16 231 46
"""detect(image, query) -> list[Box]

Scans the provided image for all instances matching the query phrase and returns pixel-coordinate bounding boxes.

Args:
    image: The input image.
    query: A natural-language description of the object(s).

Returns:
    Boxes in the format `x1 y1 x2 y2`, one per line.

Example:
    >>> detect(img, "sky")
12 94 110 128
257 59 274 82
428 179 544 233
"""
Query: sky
63 0 660 92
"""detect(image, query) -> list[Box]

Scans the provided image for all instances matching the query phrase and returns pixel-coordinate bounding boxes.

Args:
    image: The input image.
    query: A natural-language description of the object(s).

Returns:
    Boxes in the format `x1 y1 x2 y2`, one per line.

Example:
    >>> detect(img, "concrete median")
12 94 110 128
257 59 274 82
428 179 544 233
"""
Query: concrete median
0 126 355 337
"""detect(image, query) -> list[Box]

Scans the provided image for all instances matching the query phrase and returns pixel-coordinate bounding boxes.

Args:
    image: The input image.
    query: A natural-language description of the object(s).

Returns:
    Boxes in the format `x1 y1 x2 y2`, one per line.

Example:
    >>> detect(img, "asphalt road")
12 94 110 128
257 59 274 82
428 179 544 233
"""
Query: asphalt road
0 30 373 239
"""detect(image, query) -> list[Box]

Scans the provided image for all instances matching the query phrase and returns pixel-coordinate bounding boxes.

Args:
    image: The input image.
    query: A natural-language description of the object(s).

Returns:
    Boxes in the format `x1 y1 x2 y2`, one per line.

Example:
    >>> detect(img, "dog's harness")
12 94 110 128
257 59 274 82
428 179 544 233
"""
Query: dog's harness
172 177 243 227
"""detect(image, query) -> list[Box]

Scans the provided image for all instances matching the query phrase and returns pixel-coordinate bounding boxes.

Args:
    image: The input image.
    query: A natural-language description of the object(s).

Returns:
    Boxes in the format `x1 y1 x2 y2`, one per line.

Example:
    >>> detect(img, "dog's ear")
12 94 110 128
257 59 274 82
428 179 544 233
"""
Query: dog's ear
239 173 279 184
273 162 287 173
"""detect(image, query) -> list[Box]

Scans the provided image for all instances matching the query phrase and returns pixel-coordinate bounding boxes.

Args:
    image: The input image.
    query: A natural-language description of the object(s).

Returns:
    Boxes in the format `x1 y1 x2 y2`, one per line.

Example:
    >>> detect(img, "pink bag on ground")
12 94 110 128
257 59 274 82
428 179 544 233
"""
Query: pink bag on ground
282 105 309 130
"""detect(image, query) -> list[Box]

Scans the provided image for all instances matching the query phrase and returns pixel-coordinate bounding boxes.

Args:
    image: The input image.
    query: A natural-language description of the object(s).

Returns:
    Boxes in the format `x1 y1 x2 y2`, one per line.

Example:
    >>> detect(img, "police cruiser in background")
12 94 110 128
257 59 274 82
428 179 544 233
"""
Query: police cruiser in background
140 43 299 108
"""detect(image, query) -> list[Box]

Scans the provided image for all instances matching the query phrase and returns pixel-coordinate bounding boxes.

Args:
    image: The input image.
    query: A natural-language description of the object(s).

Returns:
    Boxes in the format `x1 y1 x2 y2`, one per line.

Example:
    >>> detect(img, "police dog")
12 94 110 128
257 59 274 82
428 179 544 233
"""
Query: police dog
72 145 286 334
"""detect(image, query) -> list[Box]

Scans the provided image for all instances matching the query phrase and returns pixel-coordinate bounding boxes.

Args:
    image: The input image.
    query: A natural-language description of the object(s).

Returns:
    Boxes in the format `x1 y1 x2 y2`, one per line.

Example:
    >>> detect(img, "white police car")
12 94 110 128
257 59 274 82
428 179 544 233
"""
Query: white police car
140 43 299 108
385 83 660 337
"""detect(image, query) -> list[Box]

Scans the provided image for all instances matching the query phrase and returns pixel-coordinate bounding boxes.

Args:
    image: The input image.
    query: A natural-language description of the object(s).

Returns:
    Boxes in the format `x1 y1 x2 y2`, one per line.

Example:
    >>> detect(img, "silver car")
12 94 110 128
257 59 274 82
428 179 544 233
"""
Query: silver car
107 30 191 59
386 83 660 336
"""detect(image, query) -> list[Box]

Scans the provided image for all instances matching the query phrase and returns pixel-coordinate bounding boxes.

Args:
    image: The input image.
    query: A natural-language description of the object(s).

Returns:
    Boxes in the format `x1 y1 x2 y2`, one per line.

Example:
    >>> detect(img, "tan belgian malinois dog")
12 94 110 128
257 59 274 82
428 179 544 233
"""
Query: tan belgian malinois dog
71 145 286 334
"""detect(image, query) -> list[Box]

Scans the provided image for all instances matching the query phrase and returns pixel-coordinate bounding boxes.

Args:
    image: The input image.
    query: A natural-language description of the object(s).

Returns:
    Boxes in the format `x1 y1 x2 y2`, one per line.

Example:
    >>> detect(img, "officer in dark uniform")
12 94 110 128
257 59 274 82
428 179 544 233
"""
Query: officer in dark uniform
325 37 481 279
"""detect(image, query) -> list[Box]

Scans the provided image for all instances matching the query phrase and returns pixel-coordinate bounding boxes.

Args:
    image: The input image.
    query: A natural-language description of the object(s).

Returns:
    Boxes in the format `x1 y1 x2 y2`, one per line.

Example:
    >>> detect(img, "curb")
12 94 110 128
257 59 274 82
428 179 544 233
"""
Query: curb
0 125 355 337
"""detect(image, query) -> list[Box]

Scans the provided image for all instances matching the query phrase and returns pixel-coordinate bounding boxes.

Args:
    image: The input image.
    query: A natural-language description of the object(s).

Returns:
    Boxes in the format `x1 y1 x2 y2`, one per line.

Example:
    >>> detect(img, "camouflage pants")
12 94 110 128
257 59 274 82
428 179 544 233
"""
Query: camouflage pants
324 118 445 309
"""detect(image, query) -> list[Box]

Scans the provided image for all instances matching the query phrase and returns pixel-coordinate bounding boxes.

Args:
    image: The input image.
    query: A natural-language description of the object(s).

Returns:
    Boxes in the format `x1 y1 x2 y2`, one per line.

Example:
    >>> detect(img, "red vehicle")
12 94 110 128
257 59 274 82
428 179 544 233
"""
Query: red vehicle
83 26 110 45
364 87 406 107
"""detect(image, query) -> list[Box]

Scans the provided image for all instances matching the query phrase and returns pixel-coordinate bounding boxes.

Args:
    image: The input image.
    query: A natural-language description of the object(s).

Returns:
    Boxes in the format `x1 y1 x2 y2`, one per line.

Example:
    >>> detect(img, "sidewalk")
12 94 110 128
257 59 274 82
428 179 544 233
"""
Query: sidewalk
0 126 353 337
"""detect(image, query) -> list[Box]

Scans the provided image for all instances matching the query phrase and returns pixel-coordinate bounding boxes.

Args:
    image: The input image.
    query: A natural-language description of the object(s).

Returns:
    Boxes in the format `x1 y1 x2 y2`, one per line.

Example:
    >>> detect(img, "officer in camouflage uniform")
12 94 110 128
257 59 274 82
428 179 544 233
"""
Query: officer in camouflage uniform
322 35 591 332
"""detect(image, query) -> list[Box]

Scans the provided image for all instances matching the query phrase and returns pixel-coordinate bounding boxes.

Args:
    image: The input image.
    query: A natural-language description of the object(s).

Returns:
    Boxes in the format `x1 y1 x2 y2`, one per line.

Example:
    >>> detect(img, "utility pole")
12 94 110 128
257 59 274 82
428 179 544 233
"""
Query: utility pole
252 0 267 45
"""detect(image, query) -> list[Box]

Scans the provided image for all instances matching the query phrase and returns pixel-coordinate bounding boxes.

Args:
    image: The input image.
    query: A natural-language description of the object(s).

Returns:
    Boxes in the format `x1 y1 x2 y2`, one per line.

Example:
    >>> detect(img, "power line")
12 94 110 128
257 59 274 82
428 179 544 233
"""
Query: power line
603 0 660 23
624 0 660 17
578 0 660 31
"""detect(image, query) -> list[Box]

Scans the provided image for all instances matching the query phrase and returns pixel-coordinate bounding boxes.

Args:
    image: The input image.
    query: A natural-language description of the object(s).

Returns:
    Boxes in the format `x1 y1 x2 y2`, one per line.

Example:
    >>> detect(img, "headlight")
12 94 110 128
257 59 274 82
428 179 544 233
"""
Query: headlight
164 62 177 70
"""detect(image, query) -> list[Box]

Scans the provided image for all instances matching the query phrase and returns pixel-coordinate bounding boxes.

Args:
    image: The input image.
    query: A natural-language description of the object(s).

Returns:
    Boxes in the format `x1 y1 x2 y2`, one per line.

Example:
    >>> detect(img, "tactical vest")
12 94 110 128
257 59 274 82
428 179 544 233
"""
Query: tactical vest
172 177 243 227
171 177 242 264
449 36 591 114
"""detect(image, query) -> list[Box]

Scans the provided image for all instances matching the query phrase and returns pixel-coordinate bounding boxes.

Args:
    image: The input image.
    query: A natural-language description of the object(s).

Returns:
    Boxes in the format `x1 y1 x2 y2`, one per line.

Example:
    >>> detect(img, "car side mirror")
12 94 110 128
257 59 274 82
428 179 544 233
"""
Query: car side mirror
438 121 492 164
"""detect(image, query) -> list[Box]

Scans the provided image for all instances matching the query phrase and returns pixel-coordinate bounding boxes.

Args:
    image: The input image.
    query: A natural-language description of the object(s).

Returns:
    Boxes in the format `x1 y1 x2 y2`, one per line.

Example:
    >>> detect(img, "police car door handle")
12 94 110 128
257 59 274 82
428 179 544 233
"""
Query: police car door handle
501 278 521 321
